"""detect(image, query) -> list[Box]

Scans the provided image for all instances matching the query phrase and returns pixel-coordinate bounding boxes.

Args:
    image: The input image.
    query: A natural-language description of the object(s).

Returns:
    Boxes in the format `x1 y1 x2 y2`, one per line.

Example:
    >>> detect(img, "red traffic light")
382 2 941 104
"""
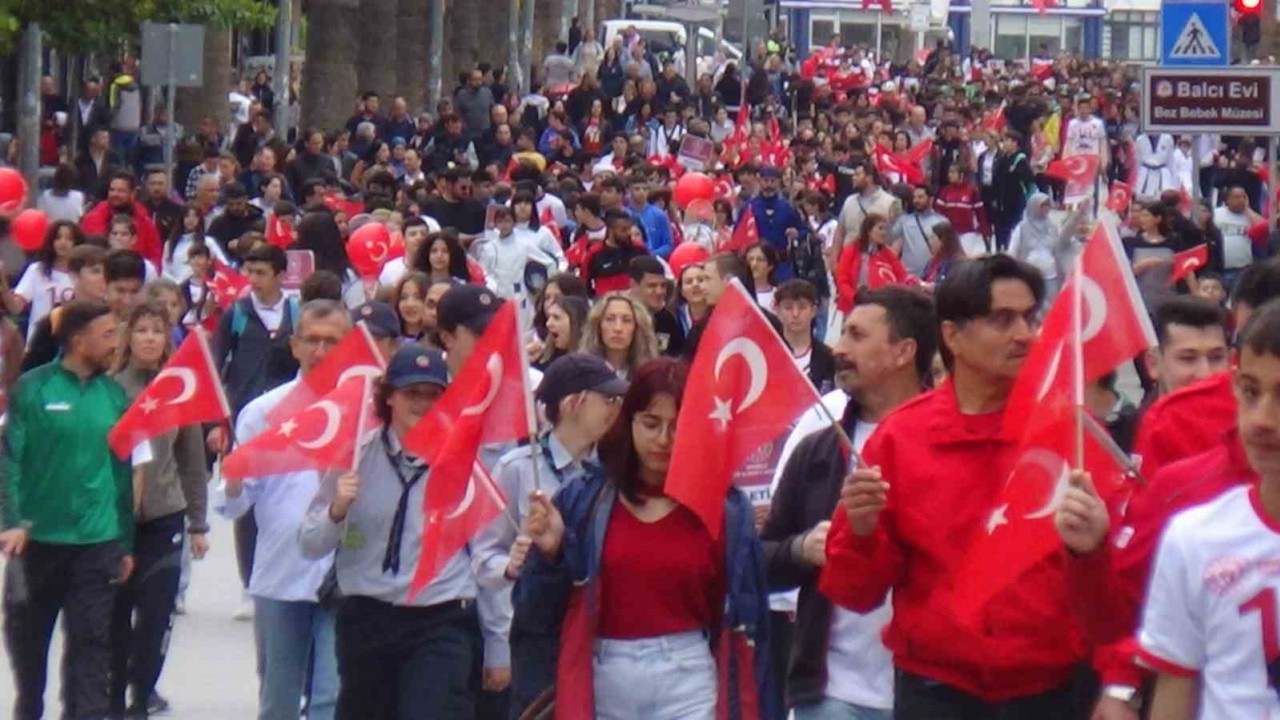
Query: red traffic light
1235 0 1261 14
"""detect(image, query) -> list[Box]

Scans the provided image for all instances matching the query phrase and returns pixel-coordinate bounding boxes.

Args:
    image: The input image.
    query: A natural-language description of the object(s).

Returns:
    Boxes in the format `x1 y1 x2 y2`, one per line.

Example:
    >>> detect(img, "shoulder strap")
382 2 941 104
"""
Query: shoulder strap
230 301 249 338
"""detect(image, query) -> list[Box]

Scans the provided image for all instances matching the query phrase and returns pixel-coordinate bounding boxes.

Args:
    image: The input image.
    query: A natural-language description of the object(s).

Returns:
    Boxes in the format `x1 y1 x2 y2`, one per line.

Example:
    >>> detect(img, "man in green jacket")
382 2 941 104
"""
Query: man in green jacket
1 298 137 720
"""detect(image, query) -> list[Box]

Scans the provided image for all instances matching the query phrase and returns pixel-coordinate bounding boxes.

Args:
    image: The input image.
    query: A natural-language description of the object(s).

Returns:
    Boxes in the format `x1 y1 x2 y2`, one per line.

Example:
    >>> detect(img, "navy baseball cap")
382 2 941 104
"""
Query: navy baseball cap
536 353 629 406
759 166 783 179
386 345 448 389
437 284 502 335
352 302 399 338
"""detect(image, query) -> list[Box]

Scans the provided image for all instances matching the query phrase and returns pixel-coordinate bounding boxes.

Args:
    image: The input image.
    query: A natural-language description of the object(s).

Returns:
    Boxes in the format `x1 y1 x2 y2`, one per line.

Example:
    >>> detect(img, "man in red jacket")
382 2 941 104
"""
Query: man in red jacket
80 170 163 269
820 254 1106 719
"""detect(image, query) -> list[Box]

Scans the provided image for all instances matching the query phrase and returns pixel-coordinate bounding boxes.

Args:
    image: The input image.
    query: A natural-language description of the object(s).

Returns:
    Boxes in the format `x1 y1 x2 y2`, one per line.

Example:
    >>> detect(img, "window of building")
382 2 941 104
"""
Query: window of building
1108 11 1159 61
993 14 1028 58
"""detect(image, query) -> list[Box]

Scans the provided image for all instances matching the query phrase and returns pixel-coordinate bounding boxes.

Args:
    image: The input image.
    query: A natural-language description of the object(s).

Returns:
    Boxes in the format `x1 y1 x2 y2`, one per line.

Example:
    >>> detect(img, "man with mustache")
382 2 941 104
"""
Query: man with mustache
761 286 936 720
821 255 1106 719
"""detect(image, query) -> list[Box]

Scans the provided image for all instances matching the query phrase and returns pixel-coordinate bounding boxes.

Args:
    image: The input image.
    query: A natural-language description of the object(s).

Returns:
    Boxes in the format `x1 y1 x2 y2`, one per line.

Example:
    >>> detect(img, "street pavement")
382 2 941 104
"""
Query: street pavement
0 514 260 718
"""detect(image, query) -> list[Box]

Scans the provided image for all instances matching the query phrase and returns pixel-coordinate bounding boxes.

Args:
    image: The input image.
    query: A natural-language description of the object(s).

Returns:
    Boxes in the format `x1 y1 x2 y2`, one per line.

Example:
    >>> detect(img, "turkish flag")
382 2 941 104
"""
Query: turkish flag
323 192 364 219
872 143 926 187
266 215 295 249
1105 181 1132 215
724 206 760 252
982 104 1007 132
951 396 1128 620
724 102 752 155
861 0 891 11
415 459 509 598
404 301 532 595
208 260 250 310
107 329 231 459
1169 244 1209 286
866 252 907 289
666 280 821 535
1004 219 1158 432
714 176 737 205
222 374 378 481
1045 155 1100 204
264 323 386 427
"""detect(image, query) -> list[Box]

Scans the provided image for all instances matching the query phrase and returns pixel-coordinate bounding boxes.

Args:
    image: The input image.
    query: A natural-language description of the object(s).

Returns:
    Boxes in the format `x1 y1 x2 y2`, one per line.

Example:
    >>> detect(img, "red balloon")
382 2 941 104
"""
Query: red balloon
673 172 715 211
10 209 48 253
0 169 28 215
669 241 711 280
347 222 392 278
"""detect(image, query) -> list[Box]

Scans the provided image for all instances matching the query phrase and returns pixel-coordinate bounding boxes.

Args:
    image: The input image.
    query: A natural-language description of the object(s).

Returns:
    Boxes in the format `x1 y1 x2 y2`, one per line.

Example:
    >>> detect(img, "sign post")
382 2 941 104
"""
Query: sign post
141 23 205 186
1159 0 1230 66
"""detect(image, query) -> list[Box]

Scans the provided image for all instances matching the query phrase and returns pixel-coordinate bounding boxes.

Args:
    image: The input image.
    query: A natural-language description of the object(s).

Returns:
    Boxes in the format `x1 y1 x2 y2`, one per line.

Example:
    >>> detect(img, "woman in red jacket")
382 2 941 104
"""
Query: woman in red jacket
934 165 990 256
835 213 911 313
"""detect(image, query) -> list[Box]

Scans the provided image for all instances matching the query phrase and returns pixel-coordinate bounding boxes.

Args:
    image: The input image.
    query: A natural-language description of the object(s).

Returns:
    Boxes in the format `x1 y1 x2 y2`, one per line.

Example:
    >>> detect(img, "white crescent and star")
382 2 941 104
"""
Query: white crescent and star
708 338 767 430
1179 256 1201 272
875 263 898 286
336 364 383 387
1017 448 1071 520
291 400 342 449
443 462 506 520
461 355 503 418
142 367 198 414
367 239 389 263
1079 276 1107 342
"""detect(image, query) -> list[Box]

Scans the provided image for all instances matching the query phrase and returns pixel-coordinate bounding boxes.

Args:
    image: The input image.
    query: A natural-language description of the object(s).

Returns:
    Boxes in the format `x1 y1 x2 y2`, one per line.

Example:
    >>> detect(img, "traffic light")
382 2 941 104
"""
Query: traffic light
1236 0 1262 46
1236 0 1261 13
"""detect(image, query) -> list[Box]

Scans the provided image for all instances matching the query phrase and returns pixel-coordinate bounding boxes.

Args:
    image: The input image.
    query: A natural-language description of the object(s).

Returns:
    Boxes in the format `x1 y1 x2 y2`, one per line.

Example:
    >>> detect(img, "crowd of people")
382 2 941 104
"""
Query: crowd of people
14 15 1280 720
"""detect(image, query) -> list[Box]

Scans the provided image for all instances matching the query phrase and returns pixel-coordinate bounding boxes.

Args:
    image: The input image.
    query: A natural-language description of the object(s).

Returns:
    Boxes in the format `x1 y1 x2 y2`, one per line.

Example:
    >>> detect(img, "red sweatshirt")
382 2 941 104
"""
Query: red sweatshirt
819 382 1106 702
1134 372 1236 479
1085 432 1258 687
834 244 910 313
934 183 990 237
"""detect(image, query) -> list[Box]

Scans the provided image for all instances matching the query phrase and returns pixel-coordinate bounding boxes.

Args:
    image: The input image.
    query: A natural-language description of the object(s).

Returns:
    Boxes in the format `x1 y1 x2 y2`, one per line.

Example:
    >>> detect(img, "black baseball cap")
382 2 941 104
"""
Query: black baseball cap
536 353 629 407
352 302 399 338
386 345 448 389
437 284 502 335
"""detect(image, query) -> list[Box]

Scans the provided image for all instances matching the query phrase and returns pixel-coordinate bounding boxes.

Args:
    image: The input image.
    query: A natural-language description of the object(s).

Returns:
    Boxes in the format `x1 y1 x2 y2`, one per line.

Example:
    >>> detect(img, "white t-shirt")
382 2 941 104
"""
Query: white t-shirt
1213 206 1254 269
1139 485 1280 720
756 287 776 313
377 216 444 287
824 419 894 711
14 263 74 342
1065 116 1106 159
164 233 232 282
36 190 86 223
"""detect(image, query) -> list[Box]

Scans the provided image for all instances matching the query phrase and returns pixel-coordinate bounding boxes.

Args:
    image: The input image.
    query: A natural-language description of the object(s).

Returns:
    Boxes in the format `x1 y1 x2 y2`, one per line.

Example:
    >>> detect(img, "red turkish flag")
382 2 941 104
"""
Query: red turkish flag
414 459 509 598
267 215 295 249
872 143 926 186
264 323 386 427
222 374 378 481
714 176 737 204
208 260 250 310
405 301 532 595
1045 155 1100 203
951 397 1128 620
1169 244 1209 286
866 252 907 289
725 206 760 252
724 102 752 155
982 104 1007 132
322 192 364 219
861 0 891 11
1004 219 1158 431
666 280 822 535
107 329 231 459
1105 181 1132 215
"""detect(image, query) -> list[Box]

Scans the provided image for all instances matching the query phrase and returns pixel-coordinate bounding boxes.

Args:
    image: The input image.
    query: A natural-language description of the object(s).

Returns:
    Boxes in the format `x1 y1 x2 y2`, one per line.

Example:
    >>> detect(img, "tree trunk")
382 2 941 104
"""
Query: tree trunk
357 0 399 100
534 0 559 73
301 0 360 132
397 0 430 113
427 0 445 111
443 0 480 94
176 27 232 133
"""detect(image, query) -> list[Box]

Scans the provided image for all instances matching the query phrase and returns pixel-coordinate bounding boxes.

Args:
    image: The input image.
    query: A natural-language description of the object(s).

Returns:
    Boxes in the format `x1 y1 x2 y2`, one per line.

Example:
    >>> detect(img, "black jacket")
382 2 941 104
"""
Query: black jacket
759 400 857 709
805 341 836 396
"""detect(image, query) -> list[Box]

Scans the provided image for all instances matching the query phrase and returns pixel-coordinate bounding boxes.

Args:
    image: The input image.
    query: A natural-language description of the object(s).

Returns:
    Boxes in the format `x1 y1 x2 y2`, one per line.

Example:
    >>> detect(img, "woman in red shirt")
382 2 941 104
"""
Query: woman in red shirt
516 358 778 719
835 213 912 313
934 165 990 254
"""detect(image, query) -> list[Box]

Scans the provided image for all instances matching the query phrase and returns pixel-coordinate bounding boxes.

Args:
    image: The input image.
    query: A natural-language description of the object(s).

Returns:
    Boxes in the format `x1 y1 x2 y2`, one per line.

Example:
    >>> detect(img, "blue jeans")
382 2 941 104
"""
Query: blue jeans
794 696 891 720
593 631 716 720
253 598 337 720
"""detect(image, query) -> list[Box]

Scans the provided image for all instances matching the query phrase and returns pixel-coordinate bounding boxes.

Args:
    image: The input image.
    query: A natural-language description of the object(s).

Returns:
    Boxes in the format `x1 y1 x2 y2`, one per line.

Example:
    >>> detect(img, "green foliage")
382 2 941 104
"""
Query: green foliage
0 0 275 54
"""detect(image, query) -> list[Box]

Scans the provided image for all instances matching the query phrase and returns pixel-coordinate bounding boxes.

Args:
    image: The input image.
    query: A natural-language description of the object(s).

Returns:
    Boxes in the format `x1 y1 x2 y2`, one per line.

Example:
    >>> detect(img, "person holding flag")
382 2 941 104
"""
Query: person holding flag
762 287 936 720
214 299 352 720
299 344 503 720
107 303 218 718
516 357 780 720
820 256 1104 718
472 352 627 717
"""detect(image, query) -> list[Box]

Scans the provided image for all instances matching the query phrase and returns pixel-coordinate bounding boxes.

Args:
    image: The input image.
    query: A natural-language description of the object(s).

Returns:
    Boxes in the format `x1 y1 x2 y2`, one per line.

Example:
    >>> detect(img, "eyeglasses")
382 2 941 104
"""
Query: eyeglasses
297 335 341 349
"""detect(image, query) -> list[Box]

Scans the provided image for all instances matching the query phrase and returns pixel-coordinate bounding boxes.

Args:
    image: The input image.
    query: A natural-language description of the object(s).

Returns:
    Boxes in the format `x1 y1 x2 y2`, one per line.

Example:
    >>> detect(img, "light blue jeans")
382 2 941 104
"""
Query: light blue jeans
253 598 338 720
794 696 892 720
593 631 716 720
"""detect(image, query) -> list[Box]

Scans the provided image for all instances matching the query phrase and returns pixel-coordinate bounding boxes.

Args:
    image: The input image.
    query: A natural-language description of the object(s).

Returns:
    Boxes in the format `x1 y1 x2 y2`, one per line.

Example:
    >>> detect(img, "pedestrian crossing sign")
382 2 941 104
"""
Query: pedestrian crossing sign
1160 0 1230 66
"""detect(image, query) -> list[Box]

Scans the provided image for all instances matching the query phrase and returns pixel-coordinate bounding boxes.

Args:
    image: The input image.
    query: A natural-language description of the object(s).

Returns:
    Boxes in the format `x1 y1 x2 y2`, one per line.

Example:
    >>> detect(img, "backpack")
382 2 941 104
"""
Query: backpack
229 296 301 339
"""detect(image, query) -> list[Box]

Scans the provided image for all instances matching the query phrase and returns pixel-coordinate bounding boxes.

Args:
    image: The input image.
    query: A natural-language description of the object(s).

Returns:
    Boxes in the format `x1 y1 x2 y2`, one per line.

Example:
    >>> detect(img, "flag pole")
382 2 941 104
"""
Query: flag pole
1071 251 1086 471
514 299 544 494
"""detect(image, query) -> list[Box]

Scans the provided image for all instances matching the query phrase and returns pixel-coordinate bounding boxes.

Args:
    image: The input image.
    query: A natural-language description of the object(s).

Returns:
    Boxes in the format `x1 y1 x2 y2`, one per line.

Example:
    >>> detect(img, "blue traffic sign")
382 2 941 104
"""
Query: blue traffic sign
1160 0 1230 66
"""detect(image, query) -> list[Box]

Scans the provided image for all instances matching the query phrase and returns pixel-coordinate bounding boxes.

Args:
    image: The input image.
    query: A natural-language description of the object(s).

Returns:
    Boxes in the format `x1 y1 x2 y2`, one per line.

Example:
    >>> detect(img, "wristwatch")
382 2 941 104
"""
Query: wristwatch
1103 684 1143 711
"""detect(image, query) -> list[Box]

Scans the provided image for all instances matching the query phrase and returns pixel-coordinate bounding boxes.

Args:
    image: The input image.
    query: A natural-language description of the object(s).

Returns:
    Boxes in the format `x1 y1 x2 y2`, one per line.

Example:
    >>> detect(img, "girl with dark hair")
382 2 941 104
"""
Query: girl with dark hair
296 210 352 279
2 220 81 339
921 220 965 289
516 356 777 720
744 242 780 310
512 191 568 271
412 230 472 284
36 163 86 223
164 203 230 282
391 271 431 343
534 295 590 370
531 272 590 345
834 213 911 314
676 264 710 335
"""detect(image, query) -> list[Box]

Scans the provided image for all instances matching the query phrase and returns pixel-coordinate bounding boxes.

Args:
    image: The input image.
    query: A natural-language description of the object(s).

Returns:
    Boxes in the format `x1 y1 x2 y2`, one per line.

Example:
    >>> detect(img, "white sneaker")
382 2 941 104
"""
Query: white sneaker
173 592 187 616
232 593 254 621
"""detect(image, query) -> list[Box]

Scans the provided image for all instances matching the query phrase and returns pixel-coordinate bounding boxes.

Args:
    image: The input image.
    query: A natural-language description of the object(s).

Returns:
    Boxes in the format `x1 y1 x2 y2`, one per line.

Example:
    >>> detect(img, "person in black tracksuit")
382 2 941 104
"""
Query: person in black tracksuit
760 286 935 717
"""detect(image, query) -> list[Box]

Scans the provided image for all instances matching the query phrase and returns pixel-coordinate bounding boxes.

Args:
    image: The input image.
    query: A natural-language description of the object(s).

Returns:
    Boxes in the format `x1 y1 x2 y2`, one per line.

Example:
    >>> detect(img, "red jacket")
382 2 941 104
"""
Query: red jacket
81 200 163 269
935 183 990 238
819 382 1104 702
1133 372 1236 479
834 244 911 313
1085 431 1257 686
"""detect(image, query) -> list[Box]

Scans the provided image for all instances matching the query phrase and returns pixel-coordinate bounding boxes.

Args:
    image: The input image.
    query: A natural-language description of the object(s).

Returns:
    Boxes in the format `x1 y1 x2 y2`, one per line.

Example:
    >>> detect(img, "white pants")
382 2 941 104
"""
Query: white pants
593 631 717 720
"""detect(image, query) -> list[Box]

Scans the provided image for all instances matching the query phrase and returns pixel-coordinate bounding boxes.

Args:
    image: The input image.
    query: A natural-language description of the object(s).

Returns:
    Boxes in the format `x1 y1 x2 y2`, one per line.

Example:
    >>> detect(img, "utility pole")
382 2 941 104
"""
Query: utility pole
273 0 293 137
521 0 536 95
17 23 41 198
427 0 445 110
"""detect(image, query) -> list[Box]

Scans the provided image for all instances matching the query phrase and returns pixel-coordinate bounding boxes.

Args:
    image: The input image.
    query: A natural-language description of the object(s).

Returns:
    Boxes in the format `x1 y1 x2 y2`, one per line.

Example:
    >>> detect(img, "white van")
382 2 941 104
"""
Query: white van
600 19 743 78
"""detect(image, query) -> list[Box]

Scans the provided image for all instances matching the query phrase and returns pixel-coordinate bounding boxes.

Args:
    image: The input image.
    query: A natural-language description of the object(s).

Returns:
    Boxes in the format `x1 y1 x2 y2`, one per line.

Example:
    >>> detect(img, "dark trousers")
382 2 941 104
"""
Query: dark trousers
894 670 1088 720
769 610 795 708
234 512 257 589
334 595 479 720
509 629 558 719
4 540 124 720
109 512 185 715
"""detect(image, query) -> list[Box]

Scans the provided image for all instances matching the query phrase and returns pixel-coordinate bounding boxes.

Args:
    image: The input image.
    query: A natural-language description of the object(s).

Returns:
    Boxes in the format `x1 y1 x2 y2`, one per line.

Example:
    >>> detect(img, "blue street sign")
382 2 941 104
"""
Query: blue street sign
1160 0 1230 66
